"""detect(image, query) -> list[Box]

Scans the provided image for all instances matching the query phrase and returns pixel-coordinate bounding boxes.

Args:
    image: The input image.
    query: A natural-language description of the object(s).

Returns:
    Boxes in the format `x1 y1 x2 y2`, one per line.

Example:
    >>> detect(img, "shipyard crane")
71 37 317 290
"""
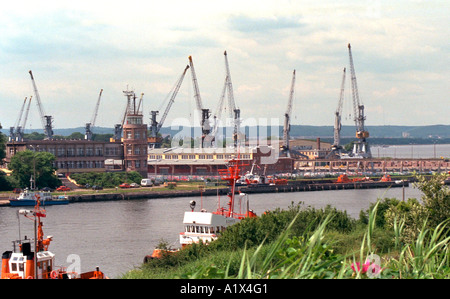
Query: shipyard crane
327 68 349 158
113 109 126 142
16 96 32 142
188 55 212 147
212 75 228 138
85 89 103 141
113 90 132 142
29 70 53 140
149 65 189 148
10 97 28 141
224 51 241 148
347 43 371 158
280 70 296 158
212 51 241 148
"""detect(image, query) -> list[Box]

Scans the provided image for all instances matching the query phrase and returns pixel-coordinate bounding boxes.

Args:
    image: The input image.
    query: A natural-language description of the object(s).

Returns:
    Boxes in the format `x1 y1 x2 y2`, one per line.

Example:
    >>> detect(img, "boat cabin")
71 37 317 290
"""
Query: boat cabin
180 211 240 247
1 240 55 279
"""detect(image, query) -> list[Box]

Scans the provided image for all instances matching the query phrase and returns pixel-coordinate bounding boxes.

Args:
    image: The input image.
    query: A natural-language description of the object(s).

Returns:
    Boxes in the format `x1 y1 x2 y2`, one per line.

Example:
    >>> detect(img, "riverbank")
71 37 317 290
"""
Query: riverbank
0 179 411 206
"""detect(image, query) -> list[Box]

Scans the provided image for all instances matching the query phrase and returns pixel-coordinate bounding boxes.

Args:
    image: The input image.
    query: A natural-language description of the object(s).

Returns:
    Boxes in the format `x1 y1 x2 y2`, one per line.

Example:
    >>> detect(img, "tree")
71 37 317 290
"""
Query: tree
66 132 85 139
384 173 450 243
414 173 450 230
24 132 46 140
8 150 61 188
0 128 6 165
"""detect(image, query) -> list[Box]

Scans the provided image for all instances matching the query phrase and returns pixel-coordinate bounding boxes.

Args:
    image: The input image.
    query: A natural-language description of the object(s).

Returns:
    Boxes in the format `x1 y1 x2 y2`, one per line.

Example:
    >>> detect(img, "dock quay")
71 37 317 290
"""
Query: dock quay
297 158 450 173
0 179 411 207
69 180 409 203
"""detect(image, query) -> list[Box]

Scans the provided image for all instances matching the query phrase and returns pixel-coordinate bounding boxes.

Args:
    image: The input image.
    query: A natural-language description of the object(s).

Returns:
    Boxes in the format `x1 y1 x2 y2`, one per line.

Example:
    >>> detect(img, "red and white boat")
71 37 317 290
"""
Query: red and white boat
179 157 257 248
1 196 107 279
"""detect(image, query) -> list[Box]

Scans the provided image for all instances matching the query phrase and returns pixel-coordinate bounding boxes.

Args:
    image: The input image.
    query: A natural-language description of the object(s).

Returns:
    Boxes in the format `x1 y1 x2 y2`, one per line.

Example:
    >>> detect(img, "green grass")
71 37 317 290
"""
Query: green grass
121 199 450 279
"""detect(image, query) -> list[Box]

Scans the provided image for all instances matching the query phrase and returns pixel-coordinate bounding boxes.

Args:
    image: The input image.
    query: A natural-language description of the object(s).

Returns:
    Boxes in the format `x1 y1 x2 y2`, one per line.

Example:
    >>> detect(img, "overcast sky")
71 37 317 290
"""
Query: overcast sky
0 0 448 132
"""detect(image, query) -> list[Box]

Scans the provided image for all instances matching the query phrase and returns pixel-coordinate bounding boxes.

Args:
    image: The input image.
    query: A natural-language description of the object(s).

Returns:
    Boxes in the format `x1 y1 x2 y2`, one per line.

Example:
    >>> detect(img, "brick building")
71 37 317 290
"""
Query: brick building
147 145 294 178
4 139 123 175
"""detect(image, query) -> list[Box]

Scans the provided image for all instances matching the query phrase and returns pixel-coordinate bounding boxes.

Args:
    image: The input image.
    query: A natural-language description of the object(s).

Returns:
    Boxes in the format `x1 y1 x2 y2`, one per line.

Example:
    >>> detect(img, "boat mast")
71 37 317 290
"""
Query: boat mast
219 158 245 217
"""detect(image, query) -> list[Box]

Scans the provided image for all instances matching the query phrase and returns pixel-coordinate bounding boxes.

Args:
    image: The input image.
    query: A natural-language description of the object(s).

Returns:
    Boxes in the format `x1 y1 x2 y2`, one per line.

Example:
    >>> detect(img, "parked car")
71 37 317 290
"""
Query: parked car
56 186 71 191
92 185 103 190
41 187 53 192
12 188 22 194
140 179 153 187
130 183 139 188
119 183 131 188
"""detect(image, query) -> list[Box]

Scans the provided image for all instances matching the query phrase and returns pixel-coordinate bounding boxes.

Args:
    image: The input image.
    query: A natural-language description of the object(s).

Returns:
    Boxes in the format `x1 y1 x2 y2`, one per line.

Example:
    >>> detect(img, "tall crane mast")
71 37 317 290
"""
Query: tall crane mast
85 89 103 141
10 97 28 141
149 65 189 148
113 89 135 142
281 70 295 157
212 51 241 148
188 55 211 147
224 51 241 148
212 75 228 140
334 68 346 149
29 70 53 140
347 43 371 158
327 68 348 158
17 96 32 142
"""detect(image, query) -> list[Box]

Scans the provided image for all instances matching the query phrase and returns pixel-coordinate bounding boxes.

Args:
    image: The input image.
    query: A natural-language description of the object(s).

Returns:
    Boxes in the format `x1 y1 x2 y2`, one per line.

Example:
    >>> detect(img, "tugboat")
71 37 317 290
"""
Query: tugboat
1 196 106 279
179 156 257 248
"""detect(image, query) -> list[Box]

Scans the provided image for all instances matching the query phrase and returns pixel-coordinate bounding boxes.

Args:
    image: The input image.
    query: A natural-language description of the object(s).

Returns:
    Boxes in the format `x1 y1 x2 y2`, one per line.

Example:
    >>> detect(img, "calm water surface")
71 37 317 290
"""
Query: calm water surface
371 143 449 159
0 185 424 278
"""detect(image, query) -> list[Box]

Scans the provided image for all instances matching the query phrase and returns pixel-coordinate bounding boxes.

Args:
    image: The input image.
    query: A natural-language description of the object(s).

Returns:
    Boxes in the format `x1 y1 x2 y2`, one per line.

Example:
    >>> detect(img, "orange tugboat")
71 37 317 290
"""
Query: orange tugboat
1 196 107 279
179 156 257 248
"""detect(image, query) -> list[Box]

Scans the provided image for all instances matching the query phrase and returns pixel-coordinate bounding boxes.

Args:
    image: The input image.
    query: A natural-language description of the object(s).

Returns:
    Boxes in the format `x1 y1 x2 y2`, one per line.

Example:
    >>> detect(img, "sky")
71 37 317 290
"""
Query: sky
0 0 449 133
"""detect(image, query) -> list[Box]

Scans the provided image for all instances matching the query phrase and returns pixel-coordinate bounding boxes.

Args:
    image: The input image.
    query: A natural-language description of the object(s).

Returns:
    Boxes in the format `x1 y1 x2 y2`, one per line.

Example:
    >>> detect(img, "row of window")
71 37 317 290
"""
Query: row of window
149 154 252 160
300 150 328 158
55 161 104 169
124 130 147 140
28 147 104 157
126 160 147 169
184 225 225 234
125 145 147 156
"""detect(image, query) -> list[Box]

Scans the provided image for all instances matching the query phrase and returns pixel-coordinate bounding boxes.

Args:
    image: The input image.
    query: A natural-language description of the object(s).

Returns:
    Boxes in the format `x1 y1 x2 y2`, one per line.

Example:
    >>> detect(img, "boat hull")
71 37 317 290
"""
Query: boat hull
9 199 69 206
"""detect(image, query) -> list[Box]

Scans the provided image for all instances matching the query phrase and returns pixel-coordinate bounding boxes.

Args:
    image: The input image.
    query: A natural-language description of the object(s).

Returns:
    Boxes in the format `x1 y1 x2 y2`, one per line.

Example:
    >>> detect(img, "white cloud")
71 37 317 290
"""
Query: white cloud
0 1 448 132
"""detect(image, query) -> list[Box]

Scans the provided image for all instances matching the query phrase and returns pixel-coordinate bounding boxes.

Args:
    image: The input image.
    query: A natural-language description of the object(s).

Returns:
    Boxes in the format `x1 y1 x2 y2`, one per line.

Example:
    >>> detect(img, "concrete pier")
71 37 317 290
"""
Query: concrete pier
295 158 450 174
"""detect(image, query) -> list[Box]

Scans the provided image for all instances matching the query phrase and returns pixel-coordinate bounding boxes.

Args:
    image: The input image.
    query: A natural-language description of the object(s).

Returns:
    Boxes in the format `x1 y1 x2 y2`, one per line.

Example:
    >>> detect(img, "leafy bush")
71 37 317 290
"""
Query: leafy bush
70 171 142 188
414 173 450 230
206 202 356 252
8 150 60 188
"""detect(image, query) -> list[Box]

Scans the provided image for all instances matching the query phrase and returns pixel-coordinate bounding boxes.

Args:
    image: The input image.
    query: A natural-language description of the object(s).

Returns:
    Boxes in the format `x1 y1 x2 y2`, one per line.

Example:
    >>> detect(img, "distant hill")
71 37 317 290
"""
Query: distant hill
157 125 450 139
2 124 449 142
288 125 450 139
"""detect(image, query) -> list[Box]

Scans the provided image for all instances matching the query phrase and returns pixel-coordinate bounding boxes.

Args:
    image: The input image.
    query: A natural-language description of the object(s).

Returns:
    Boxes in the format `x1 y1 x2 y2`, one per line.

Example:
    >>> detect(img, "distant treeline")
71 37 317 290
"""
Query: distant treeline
22 131 113 142
321 137 450 146
2 124 449 143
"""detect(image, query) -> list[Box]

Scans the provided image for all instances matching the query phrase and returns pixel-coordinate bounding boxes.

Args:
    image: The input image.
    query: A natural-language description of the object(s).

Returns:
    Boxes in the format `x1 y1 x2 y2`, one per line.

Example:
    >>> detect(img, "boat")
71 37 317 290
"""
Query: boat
9 189 69 206
179 156 257 248
1 197 106 279
235 162 288 187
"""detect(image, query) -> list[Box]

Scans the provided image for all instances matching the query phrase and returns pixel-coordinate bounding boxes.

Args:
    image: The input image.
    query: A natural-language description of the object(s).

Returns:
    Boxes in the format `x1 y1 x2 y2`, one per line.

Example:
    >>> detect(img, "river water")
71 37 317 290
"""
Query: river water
0 184 424 278
370 143 449 159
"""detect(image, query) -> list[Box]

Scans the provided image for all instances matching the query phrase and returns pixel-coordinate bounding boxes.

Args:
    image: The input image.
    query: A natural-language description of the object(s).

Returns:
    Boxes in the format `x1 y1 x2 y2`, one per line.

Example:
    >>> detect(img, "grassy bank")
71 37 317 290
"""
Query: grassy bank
121 174 449 279
122 202 449 279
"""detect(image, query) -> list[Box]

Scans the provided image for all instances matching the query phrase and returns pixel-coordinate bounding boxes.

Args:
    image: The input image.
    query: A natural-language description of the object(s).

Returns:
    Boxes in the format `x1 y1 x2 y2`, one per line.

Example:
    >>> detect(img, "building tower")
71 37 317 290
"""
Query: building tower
122 89 148 177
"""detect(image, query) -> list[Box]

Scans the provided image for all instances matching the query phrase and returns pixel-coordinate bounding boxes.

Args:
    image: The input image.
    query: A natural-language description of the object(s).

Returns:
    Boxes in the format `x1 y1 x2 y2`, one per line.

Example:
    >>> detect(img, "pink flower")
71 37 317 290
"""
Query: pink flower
351 259 382 277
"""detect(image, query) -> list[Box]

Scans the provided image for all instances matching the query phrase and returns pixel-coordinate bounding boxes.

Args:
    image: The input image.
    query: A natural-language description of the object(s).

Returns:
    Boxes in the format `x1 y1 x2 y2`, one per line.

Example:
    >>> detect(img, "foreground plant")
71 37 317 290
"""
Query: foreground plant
182 200 449 279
